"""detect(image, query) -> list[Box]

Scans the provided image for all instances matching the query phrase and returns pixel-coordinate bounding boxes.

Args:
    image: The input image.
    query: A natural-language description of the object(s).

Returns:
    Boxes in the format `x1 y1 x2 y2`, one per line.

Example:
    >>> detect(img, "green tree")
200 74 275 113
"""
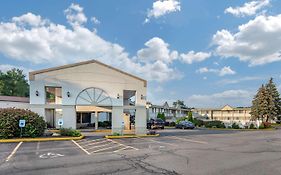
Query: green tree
251 85 268 122
172 100 187 109
157 113 166 121
187 111 193 122
0 69 29 97
251 78 281 122
265 78 281 120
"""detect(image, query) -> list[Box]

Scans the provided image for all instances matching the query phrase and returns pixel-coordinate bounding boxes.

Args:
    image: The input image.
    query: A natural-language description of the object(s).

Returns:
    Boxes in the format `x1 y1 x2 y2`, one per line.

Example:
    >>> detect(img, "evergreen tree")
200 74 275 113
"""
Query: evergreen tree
0 69 29 97
265 78 281 120
251 78 281 122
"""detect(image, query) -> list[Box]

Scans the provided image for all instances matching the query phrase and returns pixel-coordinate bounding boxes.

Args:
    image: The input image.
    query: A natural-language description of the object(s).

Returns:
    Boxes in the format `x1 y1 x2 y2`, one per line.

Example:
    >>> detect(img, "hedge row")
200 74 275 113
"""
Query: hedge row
0 108 46 139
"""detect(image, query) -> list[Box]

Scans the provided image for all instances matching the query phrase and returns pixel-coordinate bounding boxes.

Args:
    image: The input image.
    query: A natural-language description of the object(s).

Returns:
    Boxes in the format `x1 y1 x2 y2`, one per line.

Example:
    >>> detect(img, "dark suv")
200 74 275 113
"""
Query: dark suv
147 119 165 129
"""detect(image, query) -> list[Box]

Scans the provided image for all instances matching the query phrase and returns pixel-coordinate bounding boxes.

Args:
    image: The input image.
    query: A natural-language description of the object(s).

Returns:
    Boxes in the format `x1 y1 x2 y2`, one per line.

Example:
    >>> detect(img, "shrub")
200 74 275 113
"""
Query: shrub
169 122 176 127
193 118 204 127
231 123 240 129
112 132 120 136
59 128 81 137
259 123 265 129
0 108 46 139
204 120 225 128
249 123 256 129
157 113 166 121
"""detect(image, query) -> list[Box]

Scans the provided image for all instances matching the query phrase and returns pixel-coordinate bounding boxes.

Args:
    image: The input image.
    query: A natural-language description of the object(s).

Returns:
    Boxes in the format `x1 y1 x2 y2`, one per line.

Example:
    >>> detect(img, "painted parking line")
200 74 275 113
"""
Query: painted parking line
109 139 138 150
90 144 122 154
85 142 115 151
5 142 23 162
82 139 111 147
168 136 208 144
71 140 90 155
76 138 105 144
73 138 138 155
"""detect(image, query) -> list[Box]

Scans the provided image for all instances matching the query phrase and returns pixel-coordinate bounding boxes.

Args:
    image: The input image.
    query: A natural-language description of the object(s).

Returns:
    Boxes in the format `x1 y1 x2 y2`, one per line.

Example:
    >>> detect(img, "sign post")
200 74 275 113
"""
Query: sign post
58 119 63 129
19 119 26 138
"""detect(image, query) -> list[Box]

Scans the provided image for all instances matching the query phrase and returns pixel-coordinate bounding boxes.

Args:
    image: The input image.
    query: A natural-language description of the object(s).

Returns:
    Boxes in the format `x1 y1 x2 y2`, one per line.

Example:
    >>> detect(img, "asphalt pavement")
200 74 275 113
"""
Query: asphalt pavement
1 128 281 175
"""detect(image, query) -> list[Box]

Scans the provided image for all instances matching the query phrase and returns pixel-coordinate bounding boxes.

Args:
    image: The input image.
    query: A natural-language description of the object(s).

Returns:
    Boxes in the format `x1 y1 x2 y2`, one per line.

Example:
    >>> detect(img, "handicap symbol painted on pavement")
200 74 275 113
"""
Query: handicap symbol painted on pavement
39 152 64 159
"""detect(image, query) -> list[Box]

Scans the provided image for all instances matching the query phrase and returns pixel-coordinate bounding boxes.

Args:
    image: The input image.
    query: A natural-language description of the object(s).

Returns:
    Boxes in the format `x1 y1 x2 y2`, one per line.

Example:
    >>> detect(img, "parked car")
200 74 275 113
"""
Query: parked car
175 121 195 129
147 119 165 129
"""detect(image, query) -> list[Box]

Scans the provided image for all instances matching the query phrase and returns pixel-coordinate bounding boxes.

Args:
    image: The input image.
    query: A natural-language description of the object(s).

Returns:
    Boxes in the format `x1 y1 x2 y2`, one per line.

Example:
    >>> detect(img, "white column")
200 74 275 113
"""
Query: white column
62 106 76 129
135 107 147 135
95 111 98 130
112 106 123 134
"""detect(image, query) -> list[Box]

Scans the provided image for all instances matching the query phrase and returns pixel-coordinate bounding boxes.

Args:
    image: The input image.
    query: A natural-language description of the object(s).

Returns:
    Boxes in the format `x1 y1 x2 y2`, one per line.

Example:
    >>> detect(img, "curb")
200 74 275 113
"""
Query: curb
0 135 85 143
105 134 160 139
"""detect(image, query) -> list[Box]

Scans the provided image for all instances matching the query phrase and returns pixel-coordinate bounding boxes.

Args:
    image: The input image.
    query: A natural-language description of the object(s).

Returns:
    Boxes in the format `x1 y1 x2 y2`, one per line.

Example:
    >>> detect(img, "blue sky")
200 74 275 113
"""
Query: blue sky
0 0 281 107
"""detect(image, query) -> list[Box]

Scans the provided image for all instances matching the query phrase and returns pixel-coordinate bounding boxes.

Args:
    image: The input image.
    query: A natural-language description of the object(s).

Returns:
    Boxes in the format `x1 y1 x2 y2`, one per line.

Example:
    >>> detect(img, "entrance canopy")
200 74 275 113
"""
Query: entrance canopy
76 106 112 112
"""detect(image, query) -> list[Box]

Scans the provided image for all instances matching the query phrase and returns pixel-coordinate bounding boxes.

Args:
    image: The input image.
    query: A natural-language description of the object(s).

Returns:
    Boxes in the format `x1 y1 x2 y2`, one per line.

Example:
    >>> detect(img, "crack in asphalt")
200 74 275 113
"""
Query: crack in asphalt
119 154 180 175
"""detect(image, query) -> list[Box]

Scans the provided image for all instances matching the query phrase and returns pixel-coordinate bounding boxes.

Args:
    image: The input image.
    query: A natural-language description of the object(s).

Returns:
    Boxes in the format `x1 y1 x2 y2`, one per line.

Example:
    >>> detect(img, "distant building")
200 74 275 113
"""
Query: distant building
0 96 29 109
147 102 190 121
192 105 251 125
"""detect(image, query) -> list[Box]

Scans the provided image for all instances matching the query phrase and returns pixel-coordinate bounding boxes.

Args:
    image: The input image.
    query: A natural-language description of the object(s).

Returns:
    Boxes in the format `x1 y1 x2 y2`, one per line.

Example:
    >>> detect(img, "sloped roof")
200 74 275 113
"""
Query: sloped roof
29 59 147 87
221 105 233 110
0 96 29 103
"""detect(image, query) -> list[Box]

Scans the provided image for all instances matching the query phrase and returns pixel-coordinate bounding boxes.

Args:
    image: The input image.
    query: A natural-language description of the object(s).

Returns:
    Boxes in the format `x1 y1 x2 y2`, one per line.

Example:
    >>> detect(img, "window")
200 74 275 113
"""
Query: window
45 87 62 104
123 90 136 106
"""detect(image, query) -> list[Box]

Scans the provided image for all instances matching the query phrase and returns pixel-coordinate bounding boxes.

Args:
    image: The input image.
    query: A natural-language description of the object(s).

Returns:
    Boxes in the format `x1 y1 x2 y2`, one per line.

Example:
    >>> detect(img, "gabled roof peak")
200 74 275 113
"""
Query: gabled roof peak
29 59 147 87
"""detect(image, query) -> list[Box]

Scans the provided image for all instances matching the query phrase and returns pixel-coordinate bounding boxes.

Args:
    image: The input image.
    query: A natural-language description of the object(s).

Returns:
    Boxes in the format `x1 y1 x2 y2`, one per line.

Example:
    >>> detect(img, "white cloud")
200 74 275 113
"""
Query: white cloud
64 3 87 26
197 66 236 76
218 76 263 85
137 37 178 63
0 4 184 82
225 0 270 17
212 14 281 66
12 12 46 27
145 0 180 23
180 51 211 64
219 66 236 76
187 90 254 108
91 17 100 25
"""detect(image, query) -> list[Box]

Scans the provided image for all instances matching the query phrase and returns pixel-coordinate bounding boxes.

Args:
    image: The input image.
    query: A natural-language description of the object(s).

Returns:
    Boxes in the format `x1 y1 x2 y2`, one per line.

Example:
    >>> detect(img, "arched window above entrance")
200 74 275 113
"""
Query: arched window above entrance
75 87 112 106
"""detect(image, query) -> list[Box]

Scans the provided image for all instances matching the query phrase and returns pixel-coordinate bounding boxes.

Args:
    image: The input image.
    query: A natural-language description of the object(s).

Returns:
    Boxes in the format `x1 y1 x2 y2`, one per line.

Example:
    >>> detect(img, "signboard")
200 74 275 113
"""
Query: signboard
19 120 26 128
58 119 63 126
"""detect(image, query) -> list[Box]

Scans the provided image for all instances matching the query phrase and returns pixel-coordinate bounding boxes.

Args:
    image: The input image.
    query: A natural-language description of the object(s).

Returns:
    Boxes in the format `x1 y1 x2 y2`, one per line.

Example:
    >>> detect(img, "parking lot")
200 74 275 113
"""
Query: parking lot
1 129 281 175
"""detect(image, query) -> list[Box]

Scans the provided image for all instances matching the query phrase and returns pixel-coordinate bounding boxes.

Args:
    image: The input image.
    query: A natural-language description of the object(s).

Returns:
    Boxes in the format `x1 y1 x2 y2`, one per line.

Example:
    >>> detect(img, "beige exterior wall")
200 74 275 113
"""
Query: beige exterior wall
193 105 252 125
